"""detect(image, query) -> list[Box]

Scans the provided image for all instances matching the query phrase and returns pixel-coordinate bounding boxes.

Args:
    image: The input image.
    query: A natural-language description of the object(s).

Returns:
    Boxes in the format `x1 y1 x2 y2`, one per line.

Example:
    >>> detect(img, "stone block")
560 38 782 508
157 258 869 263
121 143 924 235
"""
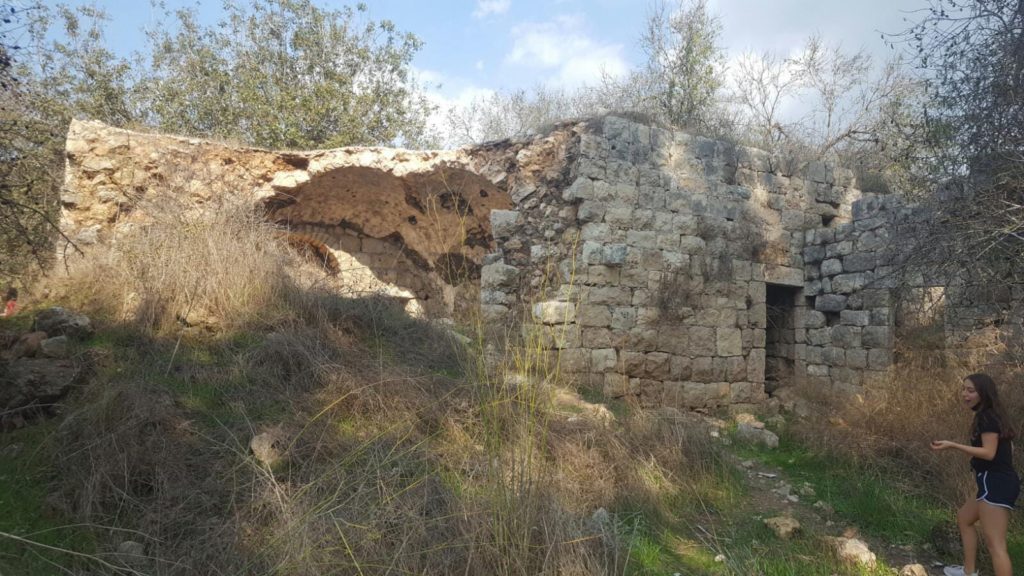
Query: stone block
645 352 671 379
807 364 830 377
627 230 658 248
629 328 660 352
692 357 715 382
815 295 847 312
831 273 872 294
717 328 743 356
690 326 717 356
639 379 665 407
480 304 509 322
577 201 606 223
825 241 854 258
581 224 611 242
679 236 706 254
582 327 614 348
532 301 576 325
587 265 620 285
803 244 826 263
603 373 636 398
840 310 870 327
657 326 689 355
559 348 589 373
671 355 692 380
831 368 862 389
563 177 595 201
748 281 766 304
578 305 612 327
862 326 892 348
805 346 825 365
869 308 891 326
857 229 889 251
805 310 827 329
831 326 862 348
843 253 877 273
611 307 637 330
846 349 868 369
764 265 804 287
807 328 831 346
605 206 634 227
621 351 646 376
591 349 618 373
657 233 681 251
540 325 581 349
823 346 846 367
747 349 766 382
821 258 843 277
730 381 763 404
481 263 520 289
725 356 747 381
588 286 632 305
490 209 521 238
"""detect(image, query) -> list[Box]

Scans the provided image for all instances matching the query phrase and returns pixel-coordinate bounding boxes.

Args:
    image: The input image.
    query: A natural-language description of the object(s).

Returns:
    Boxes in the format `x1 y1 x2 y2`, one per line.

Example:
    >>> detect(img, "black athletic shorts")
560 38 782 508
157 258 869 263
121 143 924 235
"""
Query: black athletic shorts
975 470 1021 510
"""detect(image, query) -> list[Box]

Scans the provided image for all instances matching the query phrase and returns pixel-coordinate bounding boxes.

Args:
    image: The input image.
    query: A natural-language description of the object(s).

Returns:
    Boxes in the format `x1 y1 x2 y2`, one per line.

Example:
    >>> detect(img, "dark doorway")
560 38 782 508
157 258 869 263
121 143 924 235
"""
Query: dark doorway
765 284 800 393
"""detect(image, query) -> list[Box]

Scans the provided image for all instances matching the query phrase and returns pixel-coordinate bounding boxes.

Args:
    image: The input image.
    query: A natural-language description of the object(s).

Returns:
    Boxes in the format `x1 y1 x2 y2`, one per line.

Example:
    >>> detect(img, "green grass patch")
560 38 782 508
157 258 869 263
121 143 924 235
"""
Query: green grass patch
734 437 946 545
0 422 97 574
718 521 893 575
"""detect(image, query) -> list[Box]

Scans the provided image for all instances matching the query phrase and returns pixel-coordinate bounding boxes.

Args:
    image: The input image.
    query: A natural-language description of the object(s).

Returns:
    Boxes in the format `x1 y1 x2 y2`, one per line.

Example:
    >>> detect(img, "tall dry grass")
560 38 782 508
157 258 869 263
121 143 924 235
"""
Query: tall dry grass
789 330 1024 507
39 188 731 575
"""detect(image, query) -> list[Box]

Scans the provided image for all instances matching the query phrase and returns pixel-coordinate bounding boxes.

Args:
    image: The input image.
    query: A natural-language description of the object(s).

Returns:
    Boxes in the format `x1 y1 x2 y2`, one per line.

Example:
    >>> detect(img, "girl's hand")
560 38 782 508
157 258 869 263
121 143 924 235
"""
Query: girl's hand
930 440 953 451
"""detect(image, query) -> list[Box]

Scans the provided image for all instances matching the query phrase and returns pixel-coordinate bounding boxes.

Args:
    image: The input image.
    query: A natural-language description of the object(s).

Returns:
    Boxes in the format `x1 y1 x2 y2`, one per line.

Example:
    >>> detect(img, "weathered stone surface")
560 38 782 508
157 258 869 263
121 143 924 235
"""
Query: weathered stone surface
481 263 519 288
1 359 81 413
828 537 876 567
764 516 800 539
250 429 286 467
532 301 576 325
490 210 521 238
40 336 71 359
736 423 779 448
815 295 847 312
32 308 93 339
70 116 958 414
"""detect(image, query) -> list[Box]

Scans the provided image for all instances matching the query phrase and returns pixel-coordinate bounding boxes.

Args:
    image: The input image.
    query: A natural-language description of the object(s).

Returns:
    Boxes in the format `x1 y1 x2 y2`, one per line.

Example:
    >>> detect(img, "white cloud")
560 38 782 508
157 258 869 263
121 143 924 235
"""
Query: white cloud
505 14 629 88
413 67 497 148
473 0 511 19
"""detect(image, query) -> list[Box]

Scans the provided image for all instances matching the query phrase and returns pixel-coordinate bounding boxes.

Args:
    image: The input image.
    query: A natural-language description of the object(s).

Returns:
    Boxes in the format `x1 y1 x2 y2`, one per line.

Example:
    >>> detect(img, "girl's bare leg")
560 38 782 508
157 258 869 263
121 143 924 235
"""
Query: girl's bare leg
978 501 1012 576
956 499 981 574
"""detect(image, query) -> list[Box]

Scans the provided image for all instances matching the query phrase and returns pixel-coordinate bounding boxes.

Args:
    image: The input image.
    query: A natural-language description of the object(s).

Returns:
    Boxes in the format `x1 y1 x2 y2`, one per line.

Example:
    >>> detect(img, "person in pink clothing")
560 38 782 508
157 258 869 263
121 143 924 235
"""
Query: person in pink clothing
1 286 16 317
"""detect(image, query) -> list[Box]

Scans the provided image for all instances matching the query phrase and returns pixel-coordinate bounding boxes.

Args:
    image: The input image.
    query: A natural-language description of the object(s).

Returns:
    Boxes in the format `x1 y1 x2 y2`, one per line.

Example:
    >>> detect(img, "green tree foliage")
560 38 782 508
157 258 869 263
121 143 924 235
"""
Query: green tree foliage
0 0 433 280
139 0 433 149
0 1 71 281
639 0 725 130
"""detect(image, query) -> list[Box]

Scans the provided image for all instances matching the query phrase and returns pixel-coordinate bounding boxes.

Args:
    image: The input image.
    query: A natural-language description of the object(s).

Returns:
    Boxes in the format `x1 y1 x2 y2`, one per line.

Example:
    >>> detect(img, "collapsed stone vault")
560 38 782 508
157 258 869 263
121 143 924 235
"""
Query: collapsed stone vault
61 117 1020 410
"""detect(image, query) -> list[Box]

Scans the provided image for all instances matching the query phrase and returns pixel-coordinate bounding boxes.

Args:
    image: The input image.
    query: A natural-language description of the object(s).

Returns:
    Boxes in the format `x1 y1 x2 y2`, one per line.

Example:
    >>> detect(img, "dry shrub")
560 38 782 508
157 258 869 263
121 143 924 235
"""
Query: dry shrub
41 185 736 574
55 191 297 334
53 379 249 574
789 332 1024 505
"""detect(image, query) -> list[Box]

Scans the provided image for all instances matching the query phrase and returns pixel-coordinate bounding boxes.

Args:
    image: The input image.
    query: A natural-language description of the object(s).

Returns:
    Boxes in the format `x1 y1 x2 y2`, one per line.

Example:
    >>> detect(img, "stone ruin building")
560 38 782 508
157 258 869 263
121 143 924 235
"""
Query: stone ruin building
61 117 1023 411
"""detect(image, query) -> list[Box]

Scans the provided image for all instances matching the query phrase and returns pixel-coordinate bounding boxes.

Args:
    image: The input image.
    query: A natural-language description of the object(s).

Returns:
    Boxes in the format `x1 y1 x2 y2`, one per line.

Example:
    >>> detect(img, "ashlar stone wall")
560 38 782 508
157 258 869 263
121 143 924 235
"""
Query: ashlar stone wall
483 116 864 410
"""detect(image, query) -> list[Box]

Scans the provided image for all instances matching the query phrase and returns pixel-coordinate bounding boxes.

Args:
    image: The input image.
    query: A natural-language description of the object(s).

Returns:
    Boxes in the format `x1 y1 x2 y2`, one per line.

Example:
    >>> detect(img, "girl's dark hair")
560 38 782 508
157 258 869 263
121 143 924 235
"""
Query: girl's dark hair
966 373 1016 440
3 286 15 301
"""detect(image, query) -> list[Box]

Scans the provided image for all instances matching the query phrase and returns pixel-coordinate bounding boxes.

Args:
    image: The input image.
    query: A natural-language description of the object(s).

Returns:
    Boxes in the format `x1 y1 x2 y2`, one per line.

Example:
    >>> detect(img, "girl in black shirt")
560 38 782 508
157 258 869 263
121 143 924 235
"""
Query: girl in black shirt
932 373 1019 576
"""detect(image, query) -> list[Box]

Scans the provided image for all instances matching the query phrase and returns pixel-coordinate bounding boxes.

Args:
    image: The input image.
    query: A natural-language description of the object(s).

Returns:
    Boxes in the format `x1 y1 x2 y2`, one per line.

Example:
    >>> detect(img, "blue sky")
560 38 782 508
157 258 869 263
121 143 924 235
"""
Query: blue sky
57 0 926 90
51 0 927 134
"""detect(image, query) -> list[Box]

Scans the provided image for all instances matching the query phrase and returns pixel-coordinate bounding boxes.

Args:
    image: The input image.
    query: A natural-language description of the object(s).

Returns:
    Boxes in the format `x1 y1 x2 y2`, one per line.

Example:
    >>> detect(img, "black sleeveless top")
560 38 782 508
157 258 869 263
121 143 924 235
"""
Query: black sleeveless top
970 409 1015 474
